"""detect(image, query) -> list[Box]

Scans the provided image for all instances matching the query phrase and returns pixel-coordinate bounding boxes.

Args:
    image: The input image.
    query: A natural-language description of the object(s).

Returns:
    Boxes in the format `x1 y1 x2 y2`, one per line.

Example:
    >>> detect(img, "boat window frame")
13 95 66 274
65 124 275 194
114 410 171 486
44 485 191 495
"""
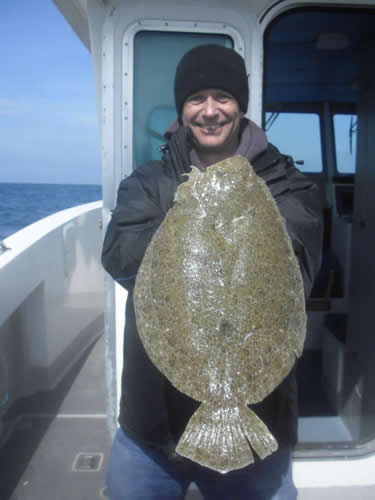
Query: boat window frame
122 20 245 178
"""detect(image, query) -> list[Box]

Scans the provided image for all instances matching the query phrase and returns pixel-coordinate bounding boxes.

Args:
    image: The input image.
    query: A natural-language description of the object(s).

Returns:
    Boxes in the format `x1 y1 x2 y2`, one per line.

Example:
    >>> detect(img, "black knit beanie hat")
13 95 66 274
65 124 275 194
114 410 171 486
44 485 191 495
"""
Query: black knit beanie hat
174 44 249 117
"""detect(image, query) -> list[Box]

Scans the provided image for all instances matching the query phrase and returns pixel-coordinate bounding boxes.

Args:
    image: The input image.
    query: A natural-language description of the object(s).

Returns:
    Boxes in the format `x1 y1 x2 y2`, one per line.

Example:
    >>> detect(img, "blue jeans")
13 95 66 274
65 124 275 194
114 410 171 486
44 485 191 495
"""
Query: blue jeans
107 427 297 500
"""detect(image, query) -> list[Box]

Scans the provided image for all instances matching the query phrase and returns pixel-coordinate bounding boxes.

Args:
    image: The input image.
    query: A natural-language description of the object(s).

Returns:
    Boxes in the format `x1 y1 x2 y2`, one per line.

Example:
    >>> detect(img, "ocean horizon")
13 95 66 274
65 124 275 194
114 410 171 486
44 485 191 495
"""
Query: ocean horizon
0 182 102 241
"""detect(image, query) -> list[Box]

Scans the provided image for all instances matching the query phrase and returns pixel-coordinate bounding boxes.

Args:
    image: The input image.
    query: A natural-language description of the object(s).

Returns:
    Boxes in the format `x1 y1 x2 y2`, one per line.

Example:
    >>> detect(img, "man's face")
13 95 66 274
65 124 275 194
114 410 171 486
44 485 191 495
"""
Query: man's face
181 88 244 157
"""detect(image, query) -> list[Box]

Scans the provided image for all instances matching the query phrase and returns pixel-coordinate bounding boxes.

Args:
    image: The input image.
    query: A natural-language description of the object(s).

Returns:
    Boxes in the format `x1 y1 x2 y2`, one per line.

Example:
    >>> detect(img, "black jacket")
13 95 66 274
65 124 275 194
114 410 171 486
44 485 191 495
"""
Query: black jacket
102 123 323 454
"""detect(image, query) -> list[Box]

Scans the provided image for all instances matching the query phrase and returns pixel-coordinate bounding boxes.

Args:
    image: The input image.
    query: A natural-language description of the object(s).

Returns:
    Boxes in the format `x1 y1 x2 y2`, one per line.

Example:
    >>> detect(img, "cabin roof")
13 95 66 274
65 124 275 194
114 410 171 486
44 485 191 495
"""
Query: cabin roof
53 0 90 50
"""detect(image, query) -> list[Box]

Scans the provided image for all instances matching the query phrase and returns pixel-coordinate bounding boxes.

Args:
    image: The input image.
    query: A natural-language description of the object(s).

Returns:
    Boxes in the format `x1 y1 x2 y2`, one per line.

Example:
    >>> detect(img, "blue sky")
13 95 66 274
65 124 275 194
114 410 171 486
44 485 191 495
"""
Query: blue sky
0 1 356 185
0 0 100 185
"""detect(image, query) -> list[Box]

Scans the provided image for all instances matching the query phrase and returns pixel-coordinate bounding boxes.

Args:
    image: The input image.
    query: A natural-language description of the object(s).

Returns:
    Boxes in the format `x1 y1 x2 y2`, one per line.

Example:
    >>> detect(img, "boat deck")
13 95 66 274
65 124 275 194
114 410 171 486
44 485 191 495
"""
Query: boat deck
0 336 110 500
0 336 374 499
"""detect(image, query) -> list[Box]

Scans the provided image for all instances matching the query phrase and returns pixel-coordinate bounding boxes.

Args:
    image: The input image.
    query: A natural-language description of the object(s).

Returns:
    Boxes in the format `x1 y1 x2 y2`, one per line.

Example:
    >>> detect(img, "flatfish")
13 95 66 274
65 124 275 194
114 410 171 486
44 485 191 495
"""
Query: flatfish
134 155 306 473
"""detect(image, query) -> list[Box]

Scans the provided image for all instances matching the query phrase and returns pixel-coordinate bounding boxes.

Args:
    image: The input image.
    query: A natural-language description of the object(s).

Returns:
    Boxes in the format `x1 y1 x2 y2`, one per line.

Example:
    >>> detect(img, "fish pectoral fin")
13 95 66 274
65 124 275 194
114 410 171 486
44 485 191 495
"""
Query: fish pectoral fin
238 406 278 460
176 402 270 474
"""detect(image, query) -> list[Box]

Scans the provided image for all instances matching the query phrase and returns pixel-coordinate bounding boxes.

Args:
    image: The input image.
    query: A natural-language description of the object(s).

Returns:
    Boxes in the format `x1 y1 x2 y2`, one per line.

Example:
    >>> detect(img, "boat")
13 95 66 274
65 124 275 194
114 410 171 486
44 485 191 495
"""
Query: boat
1 0 375 498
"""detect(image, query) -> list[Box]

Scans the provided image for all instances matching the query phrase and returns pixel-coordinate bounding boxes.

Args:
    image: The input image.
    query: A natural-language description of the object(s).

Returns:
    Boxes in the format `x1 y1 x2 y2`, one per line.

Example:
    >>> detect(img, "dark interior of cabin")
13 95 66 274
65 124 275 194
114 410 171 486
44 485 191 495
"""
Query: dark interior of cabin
263 6 375 452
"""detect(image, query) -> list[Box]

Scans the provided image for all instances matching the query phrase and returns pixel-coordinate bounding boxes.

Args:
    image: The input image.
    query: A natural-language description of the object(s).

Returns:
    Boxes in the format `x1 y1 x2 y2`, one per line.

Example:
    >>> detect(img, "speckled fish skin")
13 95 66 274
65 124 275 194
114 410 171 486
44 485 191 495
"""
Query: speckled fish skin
134 155 306 474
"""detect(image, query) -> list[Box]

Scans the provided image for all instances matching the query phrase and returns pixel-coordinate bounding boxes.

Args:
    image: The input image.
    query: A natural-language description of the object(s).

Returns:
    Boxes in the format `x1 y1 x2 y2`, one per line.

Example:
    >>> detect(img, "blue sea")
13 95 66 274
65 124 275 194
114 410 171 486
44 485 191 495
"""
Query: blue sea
0 183 102 241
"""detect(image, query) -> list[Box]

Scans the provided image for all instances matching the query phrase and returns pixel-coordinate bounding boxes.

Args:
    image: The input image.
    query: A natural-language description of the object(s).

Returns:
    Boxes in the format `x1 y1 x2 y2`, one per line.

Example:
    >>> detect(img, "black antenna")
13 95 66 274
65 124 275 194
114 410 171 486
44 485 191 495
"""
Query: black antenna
265 112 279 132
349 115 358 155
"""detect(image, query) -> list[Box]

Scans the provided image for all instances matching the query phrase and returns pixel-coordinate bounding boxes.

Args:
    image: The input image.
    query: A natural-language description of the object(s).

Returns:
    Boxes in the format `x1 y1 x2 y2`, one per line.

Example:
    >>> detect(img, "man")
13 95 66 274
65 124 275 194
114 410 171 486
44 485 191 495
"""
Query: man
102 44 323 500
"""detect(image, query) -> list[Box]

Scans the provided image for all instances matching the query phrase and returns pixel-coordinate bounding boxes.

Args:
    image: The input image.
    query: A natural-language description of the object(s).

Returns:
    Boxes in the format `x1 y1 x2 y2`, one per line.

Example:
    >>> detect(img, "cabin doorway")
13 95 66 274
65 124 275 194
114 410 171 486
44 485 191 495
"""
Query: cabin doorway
263 6 375 456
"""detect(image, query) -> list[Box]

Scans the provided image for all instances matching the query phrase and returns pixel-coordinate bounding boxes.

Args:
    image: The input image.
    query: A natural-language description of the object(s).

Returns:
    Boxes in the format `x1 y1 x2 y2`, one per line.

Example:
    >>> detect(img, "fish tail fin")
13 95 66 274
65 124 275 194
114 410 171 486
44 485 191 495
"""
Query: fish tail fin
175 403 277 474
238 405 278 460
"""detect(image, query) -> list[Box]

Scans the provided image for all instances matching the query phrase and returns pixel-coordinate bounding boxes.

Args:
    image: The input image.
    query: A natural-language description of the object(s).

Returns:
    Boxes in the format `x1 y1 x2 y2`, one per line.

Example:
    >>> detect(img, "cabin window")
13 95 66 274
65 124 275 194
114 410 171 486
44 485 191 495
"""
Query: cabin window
133 31 233 169
264 112 323 173
333 114 357 174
